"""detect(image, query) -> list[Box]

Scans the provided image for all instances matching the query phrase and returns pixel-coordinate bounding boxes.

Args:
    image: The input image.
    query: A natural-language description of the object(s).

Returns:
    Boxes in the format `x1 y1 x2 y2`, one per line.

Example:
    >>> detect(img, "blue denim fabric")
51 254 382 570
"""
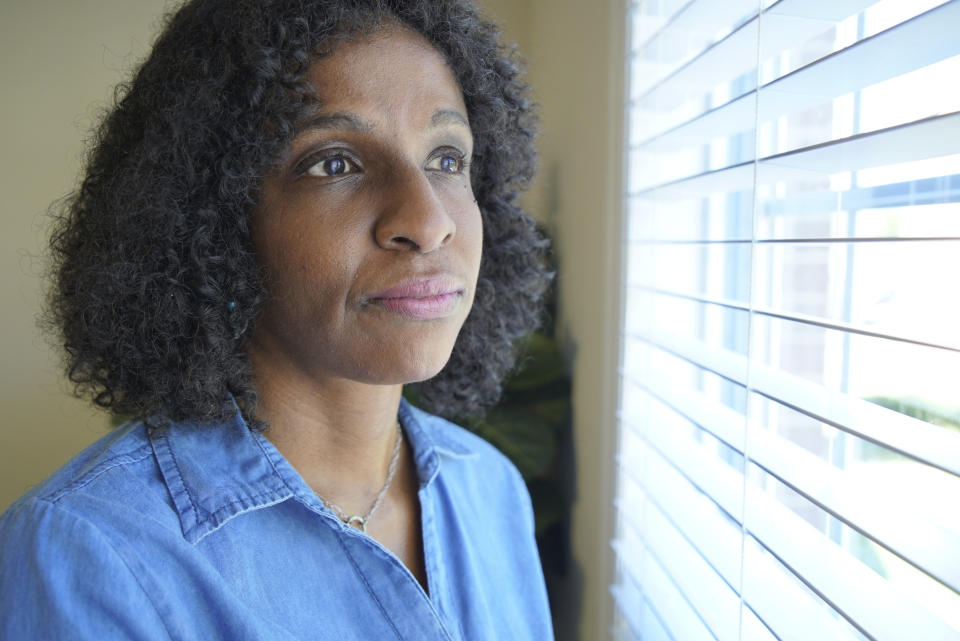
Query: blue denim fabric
0 399 554 640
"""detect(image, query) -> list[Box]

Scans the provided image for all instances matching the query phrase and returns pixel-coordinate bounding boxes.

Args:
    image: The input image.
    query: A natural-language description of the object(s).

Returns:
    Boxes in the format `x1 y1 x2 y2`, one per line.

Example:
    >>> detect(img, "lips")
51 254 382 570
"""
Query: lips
367 277 464 320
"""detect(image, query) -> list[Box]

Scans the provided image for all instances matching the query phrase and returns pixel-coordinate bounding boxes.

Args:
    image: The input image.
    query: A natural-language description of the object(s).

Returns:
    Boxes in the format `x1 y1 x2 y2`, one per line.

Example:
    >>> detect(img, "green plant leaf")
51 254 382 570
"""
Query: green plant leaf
509 397 570 426
507 333 568 392
474 408 557 479
527 479 565 534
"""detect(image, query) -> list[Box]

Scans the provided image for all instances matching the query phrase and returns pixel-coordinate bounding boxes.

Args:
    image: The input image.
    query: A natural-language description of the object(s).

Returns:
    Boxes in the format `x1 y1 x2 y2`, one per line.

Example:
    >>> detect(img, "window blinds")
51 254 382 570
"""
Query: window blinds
612 1 960 640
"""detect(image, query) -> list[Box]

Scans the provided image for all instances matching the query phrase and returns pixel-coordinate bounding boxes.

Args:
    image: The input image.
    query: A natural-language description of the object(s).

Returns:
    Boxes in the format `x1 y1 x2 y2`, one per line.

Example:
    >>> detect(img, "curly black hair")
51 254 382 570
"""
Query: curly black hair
46 0 549 426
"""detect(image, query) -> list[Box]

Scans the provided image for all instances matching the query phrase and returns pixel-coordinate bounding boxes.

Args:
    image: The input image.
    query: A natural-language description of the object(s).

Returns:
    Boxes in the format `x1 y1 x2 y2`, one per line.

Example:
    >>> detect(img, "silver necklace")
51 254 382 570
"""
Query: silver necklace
317 422 403 533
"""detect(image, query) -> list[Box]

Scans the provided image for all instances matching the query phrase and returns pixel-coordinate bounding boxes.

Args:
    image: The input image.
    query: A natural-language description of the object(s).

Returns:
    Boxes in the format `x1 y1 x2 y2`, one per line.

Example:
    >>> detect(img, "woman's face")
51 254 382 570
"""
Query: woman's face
250 26 483 386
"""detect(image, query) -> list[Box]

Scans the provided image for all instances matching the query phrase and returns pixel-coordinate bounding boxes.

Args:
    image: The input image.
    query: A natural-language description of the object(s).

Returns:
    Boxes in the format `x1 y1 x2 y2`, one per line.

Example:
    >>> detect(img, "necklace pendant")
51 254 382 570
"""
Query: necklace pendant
313 422 401 537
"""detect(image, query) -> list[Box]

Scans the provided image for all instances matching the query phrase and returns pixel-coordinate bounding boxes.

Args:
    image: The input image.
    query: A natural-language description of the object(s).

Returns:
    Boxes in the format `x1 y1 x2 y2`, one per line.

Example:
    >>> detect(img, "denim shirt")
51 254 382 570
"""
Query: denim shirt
0 400 554 640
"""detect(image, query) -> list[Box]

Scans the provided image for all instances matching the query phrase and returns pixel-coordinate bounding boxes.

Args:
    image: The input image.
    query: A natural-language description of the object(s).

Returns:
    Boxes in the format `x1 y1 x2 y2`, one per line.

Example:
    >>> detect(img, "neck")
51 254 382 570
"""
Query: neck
250 349 406 506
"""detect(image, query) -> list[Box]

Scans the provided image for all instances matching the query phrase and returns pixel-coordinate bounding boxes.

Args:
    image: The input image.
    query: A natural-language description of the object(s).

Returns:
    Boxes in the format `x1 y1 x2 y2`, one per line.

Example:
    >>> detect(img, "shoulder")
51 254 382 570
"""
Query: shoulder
0 425 174 638
0 418 179 557
6 420 155 509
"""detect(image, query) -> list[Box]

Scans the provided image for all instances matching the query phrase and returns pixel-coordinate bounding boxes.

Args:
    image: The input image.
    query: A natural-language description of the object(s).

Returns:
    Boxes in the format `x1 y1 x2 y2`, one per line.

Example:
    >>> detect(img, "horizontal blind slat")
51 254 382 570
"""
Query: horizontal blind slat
751 304 960 353
625 330 749 385
618 497 741 641
746 421 960 592
624 377 957 601
630 1 960 149
618 434 745 586
620 367 746 452
623 320 960 588
631 0 700 51
632 111 960 195
630 161 754 200
614 536 719 641
611 581 671 641
759 111 960 176
633 92 756 152
624 330 960 476
620 410 745 520
740 604 780 641
741 534 873 641
759 0 960 123
748 360 960 478
633 16 758 104
625 235 960 247
625 282 960 352
743 479 960 640
766 0 880 21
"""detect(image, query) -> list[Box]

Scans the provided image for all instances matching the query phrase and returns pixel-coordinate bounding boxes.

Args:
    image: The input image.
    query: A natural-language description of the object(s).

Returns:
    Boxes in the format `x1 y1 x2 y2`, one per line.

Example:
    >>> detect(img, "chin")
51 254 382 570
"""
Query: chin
367 344 456 386
400 355 454 385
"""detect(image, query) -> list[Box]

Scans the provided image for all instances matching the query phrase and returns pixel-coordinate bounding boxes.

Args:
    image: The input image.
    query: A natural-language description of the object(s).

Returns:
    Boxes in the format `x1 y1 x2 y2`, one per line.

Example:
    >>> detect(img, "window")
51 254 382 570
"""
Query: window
612 1 960 639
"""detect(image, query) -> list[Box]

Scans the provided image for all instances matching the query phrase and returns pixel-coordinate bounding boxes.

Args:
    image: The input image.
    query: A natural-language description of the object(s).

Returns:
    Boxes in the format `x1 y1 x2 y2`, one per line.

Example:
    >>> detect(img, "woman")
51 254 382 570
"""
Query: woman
0 1 553 639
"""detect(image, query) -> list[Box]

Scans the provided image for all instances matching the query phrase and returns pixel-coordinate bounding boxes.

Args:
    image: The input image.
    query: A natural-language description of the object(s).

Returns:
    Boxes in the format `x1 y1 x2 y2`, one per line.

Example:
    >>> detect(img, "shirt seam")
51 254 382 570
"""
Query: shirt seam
252 432 300 495
399 400 475 457
158 430 203 531
184 487 296 543
46 445 154 504
335 535 405 641
38 498 175 641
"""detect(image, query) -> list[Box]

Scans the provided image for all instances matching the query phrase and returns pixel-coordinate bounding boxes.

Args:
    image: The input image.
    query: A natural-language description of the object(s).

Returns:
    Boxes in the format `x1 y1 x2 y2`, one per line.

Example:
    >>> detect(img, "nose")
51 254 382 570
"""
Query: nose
374 167 455 253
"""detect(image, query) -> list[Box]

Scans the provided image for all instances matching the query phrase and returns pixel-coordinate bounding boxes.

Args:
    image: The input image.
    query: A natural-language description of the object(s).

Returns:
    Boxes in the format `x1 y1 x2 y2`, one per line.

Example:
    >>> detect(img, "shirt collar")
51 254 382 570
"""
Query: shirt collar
398 398 478 487
151 397 478 544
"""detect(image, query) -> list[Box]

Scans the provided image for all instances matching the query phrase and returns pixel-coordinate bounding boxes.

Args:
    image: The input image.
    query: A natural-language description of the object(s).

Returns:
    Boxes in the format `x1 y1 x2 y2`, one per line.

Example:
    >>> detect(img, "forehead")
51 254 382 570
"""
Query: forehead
303 25 468 126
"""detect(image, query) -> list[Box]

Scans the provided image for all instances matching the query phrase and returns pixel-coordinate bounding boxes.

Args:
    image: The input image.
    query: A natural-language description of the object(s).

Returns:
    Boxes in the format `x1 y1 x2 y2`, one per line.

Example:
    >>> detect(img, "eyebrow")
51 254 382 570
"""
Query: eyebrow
430 108 470 129
294 108 470 137
296 112 373 135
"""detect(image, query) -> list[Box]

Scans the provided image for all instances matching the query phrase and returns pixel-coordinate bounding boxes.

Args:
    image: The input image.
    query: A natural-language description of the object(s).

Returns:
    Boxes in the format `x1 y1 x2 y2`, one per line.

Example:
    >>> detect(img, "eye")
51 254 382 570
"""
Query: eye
303 154 358 177
426 150 467 174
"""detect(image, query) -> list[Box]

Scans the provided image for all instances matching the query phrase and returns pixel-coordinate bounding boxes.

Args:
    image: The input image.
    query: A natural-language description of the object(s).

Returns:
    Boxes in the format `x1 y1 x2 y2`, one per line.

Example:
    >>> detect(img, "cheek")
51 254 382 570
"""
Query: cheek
462 199 484 265
470 211 484 277
256 228 350 321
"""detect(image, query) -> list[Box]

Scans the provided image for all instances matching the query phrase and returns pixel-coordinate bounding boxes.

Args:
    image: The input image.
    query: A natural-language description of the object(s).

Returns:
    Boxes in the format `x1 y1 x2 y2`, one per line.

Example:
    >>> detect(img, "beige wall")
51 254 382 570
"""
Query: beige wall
0 1 169 509
1 1 624 639
491 2 626 640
